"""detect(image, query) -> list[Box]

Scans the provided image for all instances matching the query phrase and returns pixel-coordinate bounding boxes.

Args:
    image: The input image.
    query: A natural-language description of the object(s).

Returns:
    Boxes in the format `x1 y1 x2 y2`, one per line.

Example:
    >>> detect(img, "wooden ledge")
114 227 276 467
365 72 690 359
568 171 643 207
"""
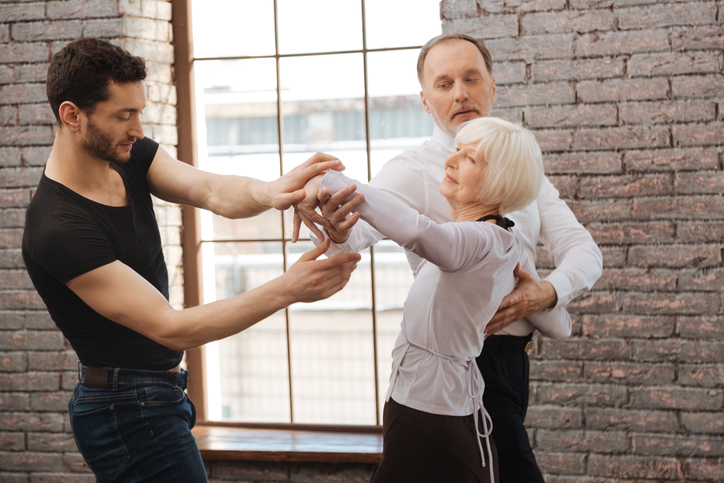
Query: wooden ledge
192 425 383 464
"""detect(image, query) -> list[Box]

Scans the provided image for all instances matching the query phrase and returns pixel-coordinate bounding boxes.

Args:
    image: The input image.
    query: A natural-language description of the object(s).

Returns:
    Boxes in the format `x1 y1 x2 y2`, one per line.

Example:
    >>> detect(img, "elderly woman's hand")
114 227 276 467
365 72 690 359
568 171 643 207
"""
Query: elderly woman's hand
317 183 364 244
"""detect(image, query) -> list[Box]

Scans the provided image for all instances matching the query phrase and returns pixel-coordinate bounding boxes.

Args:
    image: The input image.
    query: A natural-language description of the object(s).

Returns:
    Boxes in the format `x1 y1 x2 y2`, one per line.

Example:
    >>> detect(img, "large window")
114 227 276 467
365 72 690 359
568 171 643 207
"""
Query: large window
186 0 441 426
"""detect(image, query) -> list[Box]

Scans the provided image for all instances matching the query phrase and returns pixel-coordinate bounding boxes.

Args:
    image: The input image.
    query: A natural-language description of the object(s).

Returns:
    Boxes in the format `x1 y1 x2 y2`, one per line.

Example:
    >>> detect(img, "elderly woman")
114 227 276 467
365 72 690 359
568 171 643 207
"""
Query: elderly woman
300 117 572 483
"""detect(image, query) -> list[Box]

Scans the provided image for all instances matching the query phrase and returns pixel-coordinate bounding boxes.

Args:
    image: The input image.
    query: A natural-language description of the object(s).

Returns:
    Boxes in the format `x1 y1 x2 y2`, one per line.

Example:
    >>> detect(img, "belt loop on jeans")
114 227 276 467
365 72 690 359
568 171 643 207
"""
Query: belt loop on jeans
84 366 111 389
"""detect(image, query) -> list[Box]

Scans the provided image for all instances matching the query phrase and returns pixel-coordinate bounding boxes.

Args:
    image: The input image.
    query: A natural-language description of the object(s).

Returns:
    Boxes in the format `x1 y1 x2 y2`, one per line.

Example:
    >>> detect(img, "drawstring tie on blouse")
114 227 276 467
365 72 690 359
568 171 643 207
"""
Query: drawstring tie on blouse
399 321 496 483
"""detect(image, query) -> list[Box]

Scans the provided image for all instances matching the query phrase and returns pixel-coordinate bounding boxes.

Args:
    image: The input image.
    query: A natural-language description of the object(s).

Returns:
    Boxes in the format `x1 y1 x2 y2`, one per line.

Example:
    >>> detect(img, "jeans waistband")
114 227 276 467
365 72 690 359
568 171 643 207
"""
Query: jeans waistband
485 334 534 353
79 363 188 390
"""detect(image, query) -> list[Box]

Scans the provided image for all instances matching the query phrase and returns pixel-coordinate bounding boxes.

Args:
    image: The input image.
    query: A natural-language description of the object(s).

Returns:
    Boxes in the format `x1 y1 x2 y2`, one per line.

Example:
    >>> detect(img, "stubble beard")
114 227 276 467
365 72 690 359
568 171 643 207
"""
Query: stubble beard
429 101 483 136
82 119 132 164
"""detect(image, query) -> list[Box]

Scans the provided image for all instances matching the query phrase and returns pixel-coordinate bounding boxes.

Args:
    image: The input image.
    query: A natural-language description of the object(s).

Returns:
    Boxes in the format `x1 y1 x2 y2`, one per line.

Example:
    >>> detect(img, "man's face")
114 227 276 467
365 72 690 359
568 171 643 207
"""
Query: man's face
420 40 496 136
80 81 146 164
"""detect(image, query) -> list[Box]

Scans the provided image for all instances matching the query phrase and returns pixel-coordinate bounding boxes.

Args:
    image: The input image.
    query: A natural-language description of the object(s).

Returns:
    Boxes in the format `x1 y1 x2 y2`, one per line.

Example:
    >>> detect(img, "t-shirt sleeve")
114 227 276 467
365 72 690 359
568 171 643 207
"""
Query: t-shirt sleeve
131 137 159 175
30 214 117 285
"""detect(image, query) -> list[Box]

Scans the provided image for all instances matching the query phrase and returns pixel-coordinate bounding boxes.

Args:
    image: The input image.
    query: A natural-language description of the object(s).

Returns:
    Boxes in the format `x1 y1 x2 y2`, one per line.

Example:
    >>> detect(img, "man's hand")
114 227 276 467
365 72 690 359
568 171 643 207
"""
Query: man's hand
317 182 364 243
266 153 344 211
292 174 328 243
283 238 361 302
484 263 558 337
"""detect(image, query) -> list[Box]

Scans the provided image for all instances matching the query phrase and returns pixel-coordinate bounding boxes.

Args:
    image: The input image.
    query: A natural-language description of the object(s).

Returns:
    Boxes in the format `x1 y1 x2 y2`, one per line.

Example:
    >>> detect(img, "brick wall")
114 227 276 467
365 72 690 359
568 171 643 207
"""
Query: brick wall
2 0 722 482
0 0 181 480
443 0 724 482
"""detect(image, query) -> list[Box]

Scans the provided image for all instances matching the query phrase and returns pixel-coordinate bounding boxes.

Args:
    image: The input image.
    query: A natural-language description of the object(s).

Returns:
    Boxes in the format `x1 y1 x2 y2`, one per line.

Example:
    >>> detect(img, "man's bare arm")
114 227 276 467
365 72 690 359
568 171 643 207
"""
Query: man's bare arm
147 148 344 219
66 240 360 351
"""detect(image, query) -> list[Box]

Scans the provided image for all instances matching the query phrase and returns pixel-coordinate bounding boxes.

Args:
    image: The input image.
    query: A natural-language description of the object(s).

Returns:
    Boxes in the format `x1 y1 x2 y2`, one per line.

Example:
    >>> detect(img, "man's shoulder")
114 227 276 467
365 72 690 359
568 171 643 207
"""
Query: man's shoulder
384 137 447 170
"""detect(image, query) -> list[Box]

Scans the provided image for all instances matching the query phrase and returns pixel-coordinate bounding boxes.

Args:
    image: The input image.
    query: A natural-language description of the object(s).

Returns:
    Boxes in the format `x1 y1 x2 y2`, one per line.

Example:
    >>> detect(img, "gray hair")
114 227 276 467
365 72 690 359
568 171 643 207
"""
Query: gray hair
417 33 493 85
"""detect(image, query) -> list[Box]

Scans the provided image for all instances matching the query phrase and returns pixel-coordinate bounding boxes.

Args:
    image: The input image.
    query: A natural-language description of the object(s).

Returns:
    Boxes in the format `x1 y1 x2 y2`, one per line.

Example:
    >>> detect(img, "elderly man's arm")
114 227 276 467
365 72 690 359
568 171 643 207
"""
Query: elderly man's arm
486 177 602 335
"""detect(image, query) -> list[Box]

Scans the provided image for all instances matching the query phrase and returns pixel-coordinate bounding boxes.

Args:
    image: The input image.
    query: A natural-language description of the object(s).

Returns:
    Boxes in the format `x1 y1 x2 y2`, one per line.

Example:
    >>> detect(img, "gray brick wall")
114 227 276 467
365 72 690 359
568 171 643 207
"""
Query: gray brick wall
2 0 722 482
0 0 181 480
442 0 724 482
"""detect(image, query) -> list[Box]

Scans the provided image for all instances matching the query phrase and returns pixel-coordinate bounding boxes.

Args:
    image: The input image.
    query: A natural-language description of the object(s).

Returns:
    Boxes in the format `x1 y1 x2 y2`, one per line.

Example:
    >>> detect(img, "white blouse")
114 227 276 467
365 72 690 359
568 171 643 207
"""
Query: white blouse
321 170 573 419
322 171 573 479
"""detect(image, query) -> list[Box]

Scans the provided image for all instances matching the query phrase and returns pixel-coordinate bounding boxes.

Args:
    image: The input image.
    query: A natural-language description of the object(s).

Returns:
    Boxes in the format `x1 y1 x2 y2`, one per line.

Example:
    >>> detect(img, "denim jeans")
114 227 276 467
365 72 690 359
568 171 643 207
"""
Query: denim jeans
69 365 208 482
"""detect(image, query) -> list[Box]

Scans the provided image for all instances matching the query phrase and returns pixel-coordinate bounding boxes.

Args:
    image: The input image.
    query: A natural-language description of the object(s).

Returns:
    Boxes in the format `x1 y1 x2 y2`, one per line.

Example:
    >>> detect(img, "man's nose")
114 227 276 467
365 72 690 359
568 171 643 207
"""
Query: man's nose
453 81 468 102
129 116 144 140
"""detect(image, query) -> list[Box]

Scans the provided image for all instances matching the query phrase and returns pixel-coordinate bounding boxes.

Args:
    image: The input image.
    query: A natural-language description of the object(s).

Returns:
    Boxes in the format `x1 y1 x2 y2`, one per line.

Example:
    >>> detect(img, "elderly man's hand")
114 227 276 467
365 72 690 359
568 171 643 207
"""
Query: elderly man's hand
484 263 558 337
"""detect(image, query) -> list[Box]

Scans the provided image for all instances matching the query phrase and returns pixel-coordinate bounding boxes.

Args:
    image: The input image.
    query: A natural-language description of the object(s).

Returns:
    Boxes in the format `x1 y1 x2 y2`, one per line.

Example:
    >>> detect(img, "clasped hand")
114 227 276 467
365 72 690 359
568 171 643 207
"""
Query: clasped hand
291 173 364 244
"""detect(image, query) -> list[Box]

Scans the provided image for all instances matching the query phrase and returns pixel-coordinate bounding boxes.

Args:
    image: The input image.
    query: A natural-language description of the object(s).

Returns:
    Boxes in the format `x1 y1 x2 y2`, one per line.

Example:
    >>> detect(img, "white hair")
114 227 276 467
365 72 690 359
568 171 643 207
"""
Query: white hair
455 117 544 216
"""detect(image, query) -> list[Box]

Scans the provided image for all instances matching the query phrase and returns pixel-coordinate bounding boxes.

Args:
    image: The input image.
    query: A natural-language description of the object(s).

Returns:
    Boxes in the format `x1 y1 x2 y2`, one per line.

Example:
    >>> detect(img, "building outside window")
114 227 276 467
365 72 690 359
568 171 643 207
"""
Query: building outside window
189 0 441 425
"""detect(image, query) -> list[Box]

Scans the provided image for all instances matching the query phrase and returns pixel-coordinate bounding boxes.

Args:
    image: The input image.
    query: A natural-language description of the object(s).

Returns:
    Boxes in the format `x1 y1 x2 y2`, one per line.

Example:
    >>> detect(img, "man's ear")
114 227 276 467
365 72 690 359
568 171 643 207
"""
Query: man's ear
58 101 82 133
420 90 431 114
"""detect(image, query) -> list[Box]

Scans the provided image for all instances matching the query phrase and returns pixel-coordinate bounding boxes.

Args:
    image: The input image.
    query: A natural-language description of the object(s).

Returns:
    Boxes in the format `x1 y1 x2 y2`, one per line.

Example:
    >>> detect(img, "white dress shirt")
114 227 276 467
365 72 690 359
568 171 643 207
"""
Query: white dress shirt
321 126 602 336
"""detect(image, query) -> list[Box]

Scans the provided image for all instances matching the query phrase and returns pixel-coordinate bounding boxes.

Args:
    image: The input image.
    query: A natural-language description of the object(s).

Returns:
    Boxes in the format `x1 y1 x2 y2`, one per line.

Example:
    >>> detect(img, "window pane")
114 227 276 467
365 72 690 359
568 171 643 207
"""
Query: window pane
280 54 369 182
205 241 292 422
277 0 362 55
366 50 436 178
196 58 283 240
365 0 441 50
288 244 376 425
216 314 291 422
192 0 276 58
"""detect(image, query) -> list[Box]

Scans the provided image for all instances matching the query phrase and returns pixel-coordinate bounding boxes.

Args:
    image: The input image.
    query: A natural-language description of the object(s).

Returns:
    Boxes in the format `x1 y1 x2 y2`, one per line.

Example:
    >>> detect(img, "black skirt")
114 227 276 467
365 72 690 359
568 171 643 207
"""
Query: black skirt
371 398 499 483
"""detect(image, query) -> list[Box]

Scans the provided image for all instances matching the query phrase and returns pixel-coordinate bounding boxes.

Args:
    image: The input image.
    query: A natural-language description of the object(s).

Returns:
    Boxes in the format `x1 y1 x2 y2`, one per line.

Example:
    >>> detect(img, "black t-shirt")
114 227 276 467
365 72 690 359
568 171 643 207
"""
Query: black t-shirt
22 137 182 370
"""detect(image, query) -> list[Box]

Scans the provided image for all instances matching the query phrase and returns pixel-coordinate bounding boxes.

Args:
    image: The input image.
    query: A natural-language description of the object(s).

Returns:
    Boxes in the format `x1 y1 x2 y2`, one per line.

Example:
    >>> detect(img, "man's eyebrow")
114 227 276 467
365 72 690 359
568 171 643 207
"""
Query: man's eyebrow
431 73 452 83
116 107 144 113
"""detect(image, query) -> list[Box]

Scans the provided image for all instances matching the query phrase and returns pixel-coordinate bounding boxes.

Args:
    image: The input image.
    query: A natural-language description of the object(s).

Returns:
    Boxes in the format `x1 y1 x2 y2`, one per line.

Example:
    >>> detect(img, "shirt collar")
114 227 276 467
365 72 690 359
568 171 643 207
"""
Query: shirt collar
432 125 455 152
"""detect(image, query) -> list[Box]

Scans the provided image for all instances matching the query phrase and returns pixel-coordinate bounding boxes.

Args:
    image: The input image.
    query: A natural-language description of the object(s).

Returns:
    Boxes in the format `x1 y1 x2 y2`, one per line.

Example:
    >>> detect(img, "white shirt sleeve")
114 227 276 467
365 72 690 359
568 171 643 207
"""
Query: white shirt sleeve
537 177 603 308
321 171 491 271
517 252 573 339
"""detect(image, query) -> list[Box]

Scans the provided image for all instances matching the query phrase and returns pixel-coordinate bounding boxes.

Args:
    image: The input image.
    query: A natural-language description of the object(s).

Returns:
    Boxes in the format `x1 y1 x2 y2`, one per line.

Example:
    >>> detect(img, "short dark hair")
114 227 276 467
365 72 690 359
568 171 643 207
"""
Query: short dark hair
47 38 147 124
416 33 493 85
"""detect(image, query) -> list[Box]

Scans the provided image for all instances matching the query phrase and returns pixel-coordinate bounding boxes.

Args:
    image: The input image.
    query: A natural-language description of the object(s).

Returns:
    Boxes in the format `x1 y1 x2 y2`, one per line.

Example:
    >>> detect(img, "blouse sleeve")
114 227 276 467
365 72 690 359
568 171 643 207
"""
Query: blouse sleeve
321 171 493 272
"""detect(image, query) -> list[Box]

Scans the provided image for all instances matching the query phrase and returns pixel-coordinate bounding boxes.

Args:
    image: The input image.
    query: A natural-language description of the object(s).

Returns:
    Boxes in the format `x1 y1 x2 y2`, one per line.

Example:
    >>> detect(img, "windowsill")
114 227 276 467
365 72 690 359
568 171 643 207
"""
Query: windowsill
192 424 383 464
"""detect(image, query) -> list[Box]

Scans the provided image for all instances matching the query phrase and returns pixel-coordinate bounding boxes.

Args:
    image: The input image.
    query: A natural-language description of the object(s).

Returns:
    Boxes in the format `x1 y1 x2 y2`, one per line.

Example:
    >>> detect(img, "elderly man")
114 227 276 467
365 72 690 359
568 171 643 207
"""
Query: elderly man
305 33 602 482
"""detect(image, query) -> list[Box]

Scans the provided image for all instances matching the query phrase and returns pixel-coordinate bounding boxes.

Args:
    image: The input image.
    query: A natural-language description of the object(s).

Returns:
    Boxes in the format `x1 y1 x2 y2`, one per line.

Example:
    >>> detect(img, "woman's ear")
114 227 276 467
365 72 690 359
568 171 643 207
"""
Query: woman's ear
58 101 82 133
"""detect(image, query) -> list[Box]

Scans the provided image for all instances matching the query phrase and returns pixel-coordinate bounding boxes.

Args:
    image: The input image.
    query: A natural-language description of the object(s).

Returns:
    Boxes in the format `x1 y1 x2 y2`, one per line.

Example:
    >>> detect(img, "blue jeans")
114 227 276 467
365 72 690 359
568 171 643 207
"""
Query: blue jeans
69 365 208 482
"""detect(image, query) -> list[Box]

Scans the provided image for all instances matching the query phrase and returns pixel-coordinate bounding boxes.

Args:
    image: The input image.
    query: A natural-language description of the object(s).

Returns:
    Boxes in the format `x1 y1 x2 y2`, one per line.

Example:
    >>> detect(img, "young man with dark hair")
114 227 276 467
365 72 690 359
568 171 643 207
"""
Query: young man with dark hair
23 38 360 482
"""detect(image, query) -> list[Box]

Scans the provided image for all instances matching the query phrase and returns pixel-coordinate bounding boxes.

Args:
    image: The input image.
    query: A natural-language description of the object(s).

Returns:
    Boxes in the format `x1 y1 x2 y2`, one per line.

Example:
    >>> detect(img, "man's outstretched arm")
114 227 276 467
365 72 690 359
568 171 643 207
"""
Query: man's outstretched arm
66 239 360 351
147 148 345 219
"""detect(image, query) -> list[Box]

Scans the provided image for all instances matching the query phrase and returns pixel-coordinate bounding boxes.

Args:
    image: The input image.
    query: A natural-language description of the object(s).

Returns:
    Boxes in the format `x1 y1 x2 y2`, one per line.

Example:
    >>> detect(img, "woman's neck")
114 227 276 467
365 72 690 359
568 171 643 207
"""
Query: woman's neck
449 201 500 223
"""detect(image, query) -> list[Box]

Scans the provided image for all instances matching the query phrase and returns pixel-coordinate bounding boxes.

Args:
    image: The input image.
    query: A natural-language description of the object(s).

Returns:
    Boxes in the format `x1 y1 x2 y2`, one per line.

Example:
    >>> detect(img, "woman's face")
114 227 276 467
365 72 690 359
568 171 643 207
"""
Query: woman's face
439 142 488 205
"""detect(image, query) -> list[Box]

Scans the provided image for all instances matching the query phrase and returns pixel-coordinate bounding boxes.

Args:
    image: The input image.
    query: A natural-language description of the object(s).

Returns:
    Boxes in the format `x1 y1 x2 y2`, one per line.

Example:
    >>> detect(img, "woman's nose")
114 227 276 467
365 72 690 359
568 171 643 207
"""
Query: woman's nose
444 151 460 169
